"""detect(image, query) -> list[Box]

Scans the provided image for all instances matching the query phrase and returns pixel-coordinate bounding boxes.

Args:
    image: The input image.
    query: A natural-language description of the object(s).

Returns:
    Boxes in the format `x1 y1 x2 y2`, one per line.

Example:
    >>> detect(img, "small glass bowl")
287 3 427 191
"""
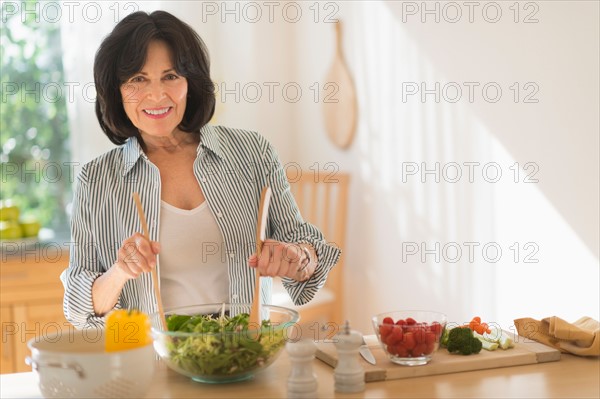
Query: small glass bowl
152 303 299 383
372 310 447 366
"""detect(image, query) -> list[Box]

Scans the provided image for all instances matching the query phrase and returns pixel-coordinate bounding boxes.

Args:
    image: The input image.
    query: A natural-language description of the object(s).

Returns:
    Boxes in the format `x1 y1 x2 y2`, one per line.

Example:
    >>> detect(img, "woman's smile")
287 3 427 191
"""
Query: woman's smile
143 106 174 118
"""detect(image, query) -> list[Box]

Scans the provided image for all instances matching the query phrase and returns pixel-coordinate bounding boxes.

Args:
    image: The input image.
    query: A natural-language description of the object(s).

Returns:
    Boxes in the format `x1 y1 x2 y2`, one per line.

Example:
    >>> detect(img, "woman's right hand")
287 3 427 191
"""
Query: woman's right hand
113 232 160 281
92 233 160 316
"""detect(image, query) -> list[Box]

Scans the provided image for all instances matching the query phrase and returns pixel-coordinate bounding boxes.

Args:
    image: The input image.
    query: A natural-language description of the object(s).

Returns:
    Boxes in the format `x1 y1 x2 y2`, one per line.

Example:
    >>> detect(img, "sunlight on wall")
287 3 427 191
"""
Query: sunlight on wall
492 134 600 323
348 1 598 331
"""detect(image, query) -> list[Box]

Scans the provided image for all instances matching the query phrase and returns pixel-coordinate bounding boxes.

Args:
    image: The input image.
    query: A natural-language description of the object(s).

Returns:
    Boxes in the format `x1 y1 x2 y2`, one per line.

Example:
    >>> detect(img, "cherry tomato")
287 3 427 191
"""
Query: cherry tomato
386 344 398 356
386 326 404 346
412 343 427 357
379 324 393 339
424 342 436 355
425 331 436 345
406 317 417 325
430 321 442 335
402 331 416 350
383 316 395 325
413 327 427 344
396 344 409 357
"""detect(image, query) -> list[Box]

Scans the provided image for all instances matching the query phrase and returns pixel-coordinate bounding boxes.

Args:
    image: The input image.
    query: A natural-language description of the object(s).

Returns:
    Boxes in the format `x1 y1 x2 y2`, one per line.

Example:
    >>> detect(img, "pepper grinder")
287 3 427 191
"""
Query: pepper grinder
334 321 365 393
286 339 318 398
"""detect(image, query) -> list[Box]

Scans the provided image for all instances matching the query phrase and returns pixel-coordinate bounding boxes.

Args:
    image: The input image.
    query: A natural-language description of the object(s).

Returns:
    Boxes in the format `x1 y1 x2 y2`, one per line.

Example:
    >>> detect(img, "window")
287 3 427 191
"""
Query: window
1 4 71 237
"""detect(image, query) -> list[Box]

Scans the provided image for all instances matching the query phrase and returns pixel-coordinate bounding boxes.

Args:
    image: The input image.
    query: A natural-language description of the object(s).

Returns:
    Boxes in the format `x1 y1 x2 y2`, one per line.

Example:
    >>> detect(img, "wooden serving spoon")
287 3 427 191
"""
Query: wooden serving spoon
249 187 272 326
132 192 167 330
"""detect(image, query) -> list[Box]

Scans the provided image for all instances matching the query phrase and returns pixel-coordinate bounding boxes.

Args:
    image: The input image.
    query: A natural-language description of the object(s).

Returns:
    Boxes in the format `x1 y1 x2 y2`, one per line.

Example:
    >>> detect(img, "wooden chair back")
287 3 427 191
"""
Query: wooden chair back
286 169 350 325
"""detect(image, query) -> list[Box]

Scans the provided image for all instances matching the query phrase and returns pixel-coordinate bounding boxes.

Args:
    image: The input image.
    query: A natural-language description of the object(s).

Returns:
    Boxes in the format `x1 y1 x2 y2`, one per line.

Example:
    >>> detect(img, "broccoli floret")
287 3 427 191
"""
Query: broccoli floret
447 327 482 355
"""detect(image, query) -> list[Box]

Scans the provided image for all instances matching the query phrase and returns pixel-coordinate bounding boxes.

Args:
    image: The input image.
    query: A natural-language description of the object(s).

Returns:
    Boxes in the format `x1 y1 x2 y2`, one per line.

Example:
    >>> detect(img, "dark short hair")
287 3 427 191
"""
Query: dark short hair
94 11 215 145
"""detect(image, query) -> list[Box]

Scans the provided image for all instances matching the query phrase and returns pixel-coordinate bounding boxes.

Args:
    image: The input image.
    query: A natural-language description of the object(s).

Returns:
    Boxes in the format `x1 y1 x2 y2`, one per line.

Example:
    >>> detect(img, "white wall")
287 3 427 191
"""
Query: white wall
287 1 599 332
158 1 296 162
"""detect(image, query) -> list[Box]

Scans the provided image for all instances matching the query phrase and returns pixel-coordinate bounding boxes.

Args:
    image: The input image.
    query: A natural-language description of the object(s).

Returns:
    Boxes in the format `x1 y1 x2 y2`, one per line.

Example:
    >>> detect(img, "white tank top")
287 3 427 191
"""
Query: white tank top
158 201 229 310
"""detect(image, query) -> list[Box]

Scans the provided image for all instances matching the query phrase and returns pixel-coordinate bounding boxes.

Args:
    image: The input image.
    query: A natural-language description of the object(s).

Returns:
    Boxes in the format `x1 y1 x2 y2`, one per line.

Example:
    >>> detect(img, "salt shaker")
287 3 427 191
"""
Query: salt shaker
286 339 318 398
334 321 365 393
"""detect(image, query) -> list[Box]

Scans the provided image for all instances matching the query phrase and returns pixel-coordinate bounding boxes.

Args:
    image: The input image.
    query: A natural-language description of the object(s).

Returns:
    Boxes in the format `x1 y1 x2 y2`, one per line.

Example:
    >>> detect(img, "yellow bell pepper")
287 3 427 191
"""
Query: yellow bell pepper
105 309 152 352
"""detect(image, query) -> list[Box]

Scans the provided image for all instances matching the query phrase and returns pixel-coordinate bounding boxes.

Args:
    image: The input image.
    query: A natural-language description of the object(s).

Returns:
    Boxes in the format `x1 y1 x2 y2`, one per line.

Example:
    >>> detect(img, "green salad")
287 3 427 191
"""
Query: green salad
164 313 286 376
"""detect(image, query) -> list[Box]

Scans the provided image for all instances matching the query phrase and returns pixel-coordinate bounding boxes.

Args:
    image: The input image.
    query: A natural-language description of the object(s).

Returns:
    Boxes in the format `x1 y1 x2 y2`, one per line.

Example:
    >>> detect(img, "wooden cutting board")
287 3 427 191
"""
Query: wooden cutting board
316 334 561 382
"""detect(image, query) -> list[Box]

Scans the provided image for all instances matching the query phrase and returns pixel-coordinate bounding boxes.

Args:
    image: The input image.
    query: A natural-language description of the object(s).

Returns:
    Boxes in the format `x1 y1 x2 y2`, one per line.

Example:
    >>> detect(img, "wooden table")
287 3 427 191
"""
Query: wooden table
1 350 598 398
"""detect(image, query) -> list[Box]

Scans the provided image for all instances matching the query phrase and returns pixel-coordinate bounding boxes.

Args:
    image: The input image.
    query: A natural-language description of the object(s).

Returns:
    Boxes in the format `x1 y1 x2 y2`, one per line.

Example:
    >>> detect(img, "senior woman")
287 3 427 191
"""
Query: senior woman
61 10 341 329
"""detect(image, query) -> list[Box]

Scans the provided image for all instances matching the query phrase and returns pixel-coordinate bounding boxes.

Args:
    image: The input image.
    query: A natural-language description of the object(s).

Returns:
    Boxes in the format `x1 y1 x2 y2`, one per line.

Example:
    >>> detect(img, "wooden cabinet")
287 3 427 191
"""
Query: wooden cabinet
0 305 14 374
0 248 69 374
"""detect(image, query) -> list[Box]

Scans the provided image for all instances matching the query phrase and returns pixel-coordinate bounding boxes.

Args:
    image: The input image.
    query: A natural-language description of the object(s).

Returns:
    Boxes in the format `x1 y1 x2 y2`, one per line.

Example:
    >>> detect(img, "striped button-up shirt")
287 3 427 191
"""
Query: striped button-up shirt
61 125 341 329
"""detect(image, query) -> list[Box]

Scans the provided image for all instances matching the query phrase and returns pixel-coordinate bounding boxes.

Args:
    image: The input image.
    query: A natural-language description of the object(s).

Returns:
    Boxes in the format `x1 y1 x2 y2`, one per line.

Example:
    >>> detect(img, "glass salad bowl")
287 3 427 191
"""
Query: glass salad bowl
152 303 299 383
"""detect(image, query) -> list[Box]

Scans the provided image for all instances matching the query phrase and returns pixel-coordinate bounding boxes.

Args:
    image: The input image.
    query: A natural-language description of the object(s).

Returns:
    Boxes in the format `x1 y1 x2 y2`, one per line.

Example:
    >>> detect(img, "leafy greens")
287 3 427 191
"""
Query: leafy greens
164 312 287 377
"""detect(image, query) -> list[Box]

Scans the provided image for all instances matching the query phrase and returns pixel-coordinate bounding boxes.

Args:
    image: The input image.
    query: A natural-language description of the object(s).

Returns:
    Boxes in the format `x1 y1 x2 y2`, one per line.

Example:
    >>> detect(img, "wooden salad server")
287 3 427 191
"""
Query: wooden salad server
133 192 167 330
249 187 272 326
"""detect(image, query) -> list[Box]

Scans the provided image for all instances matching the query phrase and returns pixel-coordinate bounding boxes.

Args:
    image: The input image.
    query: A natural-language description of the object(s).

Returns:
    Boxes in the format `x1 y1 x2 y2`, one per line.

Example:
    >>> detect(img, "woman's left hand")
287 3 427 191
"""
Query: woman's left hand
248 239 315 282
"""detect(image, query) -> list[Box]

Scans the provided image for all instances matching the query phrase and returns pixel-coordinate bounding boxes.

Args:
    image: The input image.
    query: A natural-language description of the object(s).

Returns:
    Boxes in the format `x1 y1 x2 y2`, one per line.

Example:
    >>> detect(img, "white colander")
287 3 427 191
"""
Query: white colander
26 329 155 398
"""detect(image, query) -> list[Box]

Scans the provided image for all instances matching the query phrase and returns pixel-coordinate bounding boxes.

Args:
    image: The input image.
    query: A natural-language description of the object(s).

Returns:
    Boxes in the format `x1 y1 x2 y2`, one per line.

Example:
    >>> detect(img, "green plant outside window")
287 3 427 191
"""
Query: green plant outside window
1 2 72 239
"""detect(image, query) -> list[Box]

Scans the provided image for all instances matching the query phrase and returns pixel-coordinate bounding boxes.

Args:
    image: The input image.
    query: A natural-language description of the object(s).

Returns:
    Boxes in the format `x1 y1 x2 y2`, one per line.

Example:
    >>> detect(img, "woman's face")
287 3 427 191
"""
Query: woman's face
120 40 188 139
